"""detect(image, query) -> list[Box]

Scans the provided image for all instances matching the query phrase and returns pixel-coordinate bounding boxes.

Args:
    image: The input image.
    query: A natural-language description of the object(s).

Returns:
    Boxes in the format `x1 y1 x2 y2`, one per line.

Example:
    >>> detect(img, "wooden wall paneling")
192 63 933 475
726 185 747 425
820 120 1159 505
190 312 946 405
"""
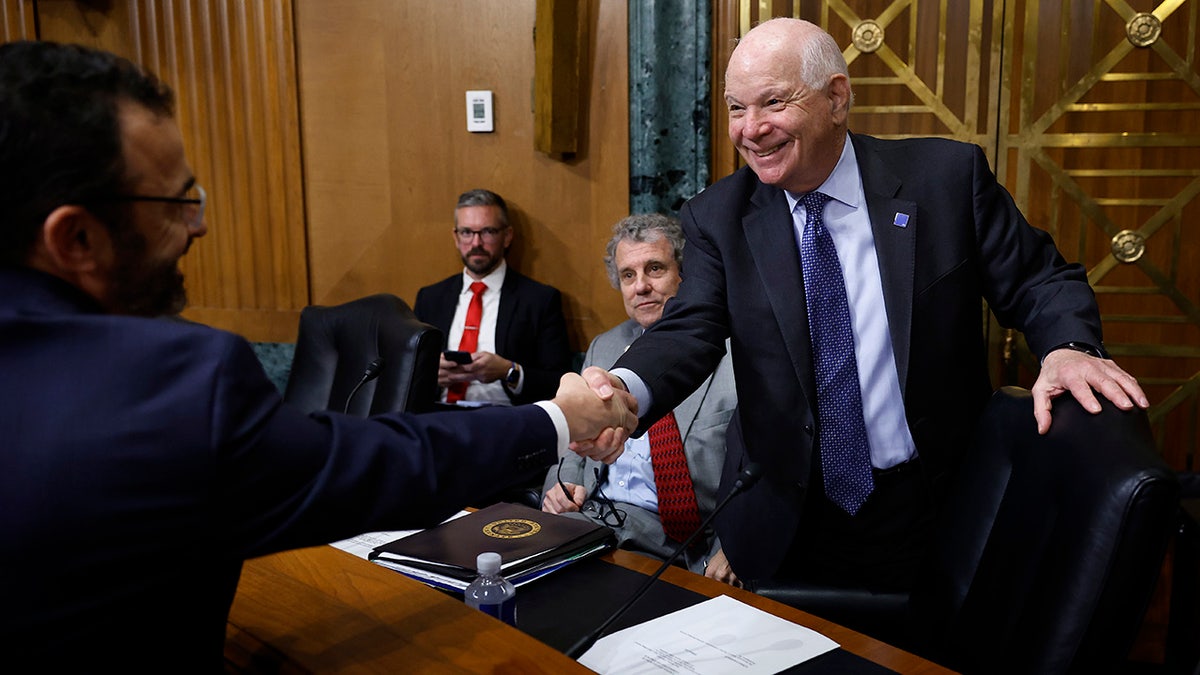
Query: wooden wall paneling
534 0 585 156
33 0 309 343
579 0 633 342
295 0 630 351
0 0 36 40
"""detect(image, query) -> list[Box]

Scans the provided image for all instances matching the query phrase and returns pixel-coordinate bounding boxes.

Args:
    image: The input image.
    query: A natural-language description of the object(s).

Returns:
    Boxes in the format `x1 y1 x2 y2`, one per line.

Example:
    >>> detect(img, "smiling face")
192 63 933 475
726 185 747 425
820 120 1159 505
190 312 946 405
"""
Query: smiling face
724 19 851 194
615 236 682 329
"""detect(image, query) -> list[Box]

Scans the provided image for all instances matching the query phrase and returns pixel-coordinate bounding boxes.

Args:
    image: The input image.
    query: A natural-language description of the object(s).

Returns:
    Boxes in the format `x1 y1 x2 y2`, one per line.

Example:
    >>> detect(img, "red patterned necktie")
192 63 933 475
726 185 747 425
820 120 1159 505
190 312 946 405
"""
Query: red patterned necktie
446 281 487 403
648 411 702 542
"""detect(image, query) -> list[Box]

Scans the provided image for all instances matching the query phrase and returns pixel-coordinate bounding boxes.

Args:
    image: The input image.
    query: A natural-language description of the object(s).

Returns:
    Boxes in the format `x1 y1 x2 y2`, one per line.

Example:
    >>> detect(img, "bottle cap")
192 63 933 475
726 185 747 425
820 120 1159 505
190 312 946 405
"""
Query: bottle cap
476 551 502 575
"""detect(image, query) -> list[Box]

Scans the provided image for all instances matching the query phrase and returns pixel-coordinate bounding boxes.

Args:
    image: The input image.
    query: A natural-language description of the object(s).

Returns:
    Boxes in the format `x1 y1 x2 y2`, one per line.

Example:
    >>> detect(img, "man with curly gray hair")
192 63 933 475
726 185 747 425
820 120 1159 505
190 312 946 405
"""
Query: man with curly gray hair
543 214 741 583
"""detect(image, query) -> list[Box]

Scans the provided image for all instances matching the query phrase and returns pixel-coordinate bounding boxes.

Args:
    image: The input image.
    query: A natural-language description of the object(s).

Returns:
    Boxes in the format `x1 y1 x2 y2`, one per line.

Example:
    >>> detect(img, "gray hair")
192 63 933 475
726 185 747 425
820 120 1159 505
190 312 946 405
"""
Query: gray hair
786 20 849 91
603 214 685 288
455 188 510 228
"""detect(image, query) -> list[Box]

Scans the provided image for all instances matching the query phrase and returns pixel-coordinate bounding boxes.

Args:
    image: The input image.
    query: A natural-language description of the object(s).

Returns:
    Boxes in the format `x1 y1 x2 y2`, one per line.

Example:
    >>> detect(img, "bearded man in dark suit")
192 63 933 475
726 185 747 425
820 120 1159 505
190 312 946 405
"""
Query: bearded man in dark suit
415 188 572 406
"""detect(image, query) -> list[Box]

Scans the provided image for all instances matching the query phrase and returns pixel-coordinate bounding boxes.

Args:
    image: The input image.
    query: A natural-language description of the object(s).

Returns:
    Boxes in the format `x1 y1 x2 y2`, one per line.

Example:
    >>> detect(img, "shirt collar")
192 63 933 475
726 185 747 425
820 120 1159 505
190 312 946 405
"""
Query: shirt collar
461 259 507 293
784 133 861 213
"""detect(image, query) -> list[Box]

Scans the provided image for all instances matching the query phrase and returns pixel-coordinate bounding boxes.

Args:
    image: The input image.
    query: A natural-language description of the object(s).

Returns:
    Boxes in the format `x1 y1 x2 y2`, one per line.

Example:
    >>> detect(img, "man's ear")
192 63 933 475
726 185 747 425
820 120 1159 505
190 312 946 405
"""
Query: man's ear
37 205 113 275
828 73 852 124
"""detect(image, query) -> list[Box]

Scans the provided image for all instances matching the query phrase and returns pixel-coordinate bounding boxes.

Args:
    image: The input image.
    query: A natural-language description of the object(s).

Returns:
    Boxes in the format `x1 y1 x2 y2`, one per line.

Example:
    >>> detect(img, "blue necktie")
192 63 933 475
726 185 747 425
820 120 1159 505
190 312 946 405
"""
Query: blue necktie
799 191 874 515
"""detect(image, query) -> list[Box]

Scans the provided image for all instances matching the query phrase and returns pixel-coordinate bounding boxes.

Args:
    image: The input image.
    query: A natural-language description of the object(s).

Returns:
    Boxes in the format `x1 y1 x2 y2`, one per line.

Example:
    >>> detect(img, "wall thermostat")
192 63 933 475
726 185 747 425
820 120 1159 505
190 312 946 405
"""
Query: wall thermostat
466 90 494 133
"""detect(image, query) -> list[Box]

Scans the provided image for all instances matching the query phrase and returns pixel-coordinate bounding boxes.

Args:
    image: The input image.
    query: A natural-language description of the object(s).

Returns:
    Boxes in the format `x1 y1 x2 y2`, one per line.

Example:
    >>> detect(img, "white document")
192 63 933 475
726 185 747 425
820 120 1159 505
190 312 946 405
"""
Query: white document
328 510 471 560
578 594 838 675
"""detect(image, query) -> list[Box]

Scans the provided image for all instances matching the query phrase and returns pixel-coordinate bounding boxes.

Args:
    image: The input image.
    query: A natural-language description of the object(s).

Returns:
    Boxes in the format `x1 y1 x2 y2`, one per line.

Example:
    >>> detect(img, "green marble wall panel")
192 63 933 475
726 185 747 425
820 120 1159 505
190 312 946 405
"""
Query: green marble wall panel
629 0 710 215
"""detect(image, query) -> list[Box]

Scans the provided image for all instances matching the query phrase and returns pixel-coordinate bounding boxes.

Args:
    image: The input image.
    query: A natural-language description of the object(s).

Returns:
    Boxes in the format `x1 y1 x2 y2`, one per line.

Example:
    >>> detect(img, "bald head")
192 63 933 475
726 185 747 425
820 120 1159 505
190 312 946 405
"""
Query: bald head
733 19 850 92
723 18 852 193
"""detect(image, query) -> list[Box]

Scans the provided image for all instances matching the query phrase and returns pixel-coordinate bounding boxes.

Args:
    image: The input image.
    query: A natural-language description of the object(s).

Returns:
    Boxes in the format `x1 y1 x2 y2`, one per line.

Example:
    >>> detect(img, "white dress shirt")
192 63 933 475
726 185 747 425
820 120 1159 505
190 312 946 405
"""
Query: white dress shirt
443 260 513 405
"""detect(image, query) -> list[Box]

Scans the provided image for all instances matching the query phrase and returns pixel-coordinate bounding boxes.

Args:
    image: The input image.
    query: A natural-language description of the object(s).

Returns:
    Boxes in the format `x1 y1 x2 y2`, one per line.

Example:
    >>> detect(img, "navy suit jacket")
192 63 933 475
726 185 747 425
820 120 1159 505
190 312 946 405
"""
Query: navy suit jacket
414 267 573 404
614 134 1103 580
0 266 558 669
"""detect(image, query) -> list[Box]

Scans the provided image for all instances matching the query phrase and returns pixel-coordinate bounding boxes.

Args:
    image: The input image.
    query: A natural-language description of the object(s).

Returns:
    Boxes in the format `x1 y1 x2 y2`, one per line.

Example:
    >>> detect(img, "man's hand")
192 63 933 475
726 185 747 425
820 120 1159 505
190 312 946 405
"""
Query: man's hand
551 372 637 462
568 366 636 461
542 481 586 514
1032 349 1149 435
704 548 741 587
438 351 509 387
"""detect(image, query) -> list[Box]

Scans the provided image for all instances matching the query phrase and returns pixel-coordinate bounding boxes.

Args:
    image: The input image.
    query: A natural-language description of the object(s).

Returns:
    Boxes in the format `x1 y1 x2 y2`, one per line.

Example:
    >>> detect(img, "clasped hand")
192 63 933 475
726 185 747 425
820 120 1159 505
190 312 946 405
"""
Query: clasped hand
551 371 638 463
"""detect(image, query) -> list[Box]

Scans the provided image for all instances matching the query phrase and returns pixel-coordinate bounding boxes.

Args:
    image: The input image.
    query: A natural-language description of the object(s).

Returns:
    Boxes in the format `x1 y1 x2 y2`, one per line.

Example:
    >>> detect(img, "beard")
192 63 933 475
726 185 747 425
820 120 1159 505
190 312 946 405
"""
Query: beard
461 246 501 276
108 227 189 317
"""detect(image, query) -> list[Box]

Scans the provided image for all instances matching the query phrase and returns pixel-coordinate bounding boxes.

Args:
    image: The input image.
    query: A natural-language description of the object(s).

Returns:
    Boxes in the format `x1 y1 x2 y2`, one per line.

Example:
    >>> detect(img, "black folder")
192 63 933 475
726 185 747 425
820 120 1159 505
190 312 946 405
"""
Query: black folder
369 502 615 592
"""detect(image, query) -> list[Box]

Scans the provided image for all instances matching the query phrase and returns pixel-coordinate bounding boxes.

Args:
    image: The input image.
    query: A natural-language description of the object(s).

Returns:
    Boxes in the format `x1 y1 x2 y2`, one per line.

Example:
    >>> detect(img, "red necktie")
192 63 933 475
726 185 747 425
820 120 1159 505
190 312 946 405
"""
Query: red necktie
648 411 702 542
446 281 487 403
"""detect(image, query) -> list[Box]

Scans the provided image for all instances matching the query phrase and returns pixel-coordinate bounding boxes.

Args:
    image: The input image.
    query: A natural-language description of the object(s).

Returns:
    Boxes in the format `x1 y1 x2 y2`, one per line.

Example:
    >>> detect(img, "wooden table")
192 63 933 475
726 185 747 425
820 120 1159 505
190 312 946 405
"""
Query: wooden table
225 545 954 674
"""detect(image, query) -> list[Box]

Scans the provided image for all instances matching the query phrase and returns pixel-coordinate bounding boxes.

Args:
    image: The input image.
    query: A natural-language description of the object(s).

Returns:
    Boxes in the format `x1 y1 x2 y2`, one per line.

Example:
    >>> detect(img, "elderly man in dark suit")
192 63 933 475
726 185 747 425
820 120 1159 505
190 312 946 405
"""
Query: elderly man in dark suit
415 189 573 406
542 214 738 580
575 18 1147 591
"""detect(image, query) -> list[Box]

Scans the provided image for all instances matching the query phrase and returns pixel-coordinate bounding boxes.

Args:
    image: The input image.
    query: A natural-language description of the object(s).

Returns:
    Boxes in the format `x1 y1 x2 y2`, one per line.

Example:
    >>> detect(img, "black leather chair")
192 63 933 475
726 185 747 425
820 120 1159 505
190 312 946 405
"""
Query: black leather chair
753 386 1180 674
283 293 442 416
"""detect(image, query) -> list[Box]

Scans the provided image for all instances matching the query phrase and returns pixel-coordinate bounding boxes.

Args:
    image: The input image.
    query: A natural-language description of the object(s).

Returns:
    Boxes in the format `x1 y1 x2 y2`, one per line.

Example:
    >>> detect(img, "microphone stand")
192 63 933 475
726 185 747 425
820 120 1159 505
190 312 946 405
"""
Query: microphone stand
564 463 763 659
344 357 385 414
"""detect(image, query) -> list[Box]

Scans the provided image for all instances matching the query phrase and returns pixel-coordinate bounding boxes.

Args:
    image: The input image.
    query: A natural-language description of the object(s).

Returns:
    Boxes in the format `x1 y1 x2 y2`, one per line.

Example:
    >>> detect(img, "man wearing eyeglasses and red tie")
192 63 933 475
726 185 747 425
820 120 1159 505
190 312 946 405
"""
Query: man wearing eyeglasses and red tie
415 188 573 406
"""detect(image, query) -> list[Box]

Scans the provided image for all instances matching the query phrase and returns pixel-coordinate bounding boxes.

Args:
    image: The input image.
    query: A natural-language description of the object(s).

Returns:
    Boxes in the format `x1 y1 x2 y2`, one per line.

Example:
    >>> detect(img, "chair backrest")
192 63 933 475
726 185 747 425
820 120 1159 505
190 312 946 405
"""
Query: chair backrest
910 386 1179 674
283 293 442 416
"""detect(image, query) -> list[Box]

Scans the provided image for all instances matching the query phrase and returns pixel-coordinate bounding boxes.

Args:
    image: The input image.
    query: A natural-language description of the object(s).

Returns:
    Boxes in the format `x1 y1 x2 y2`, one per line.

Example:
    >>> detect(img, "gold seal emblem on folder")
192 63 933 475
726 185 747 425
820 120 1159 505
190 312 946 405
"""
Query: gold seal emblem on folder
482 518 542 539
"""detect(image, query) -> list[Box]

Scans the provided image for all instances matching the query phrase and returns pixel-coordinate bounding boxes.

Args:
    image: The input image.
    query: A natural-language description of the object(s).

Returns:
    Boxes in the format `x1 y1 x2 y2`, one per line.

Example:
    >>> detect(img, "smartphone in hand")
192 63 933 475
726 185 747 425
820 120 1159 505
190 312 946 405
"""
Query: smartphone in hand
443 350 472 365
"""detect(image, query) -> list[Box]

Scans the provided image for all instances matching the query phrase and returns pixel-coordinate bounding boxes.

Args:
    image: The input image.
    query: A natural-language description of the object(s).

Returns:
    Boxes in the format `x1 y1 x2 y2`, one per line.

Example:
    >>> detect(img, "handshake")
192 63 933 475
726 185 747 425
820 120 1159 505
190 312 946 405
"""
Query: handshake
549 367 638 464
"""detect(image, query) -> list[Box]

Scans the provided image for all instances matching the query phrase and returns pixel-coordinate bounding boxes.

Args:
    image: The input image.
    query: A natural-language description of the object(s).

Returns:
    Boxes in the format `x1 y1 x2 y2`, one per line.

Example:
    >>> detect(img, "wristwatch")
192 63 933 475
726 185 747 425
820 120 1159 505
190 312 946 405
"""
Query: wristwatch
1047 341 1111 360
504 361 521 389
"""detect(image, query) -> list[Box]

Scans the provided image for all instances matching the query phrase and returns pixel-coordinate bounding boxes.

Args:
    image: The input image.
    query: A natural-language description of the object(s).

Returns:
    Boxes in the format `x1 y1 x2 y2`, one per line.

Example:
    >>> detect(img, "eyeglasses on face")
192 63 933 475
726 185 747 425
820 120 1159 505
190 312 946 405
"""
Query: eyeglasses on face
96 184 206 231
453 226 506 243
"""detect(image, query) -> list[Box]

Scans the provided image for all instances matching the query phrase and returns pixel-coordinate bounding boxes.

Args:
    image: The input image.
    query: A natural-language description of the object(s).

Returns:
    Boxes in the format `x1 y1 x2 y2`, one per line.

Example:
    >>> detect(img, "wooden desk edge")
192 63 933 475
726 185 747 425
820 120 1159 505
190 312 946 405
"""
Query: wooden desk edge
226 544 954 674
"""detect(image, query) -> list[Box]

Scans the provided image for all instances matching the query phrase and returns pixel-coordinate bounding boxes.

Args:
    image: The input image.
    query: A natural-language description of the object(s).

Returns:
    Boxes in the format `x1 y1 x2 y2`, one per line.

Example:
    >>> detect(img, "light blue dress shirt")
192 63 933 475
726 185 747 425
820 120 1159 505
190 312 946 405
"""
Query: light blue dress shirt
615 134 915 469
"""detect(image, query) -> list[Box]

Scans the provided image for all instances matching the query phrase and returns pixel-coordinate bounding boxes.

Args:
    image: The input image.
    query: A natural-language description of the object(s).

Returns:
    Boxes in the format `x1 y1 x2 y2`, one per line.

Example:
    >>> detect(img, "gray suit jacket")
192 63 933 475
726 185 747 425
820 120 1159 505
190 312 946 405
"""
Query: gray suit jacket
544 319 736 573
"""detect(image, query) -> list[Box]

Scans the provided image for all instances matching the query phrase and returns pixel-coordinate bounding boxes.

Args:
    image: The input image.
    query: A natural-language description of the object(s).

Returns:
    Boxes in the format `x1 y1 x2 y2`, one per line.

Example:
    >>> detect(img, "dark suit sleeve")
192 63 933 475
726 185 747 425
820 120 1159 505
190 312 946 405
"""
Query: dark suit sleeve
613 200 731 432
506 286 572 405
967 145 1102 356
211 336 558 559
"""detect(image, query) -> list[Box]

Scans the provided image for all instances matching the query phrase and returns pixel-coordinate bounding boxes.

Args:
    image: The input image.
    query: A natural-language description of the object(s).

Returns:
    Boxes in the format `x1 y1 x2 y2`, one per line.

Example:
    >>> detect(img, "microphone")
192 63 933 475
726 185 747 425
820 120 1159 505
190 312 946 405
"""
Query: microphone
344 357 385 414
564 462 764 659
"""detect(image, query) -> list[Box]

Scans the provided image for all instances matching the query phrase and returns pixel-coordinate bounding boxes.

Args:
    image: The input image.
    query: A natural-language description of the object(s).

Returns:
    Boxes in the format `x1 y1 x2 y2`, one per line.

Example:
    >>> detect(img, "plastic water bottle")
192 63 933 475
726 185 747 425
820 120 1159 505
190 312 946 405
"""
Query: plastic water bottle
464 551 517 625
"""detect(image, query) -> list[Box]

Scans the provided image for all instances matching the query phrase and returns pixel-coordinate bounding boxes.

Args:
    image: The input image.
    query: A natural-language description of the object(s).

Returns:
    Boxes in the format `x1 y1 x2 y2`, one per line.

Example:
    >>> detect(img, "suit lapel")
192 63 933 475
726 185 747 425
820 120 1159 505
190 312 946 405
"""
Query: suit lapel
741 180 816 411
435 277 464 340
852 135 916 394
496 270 519 356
